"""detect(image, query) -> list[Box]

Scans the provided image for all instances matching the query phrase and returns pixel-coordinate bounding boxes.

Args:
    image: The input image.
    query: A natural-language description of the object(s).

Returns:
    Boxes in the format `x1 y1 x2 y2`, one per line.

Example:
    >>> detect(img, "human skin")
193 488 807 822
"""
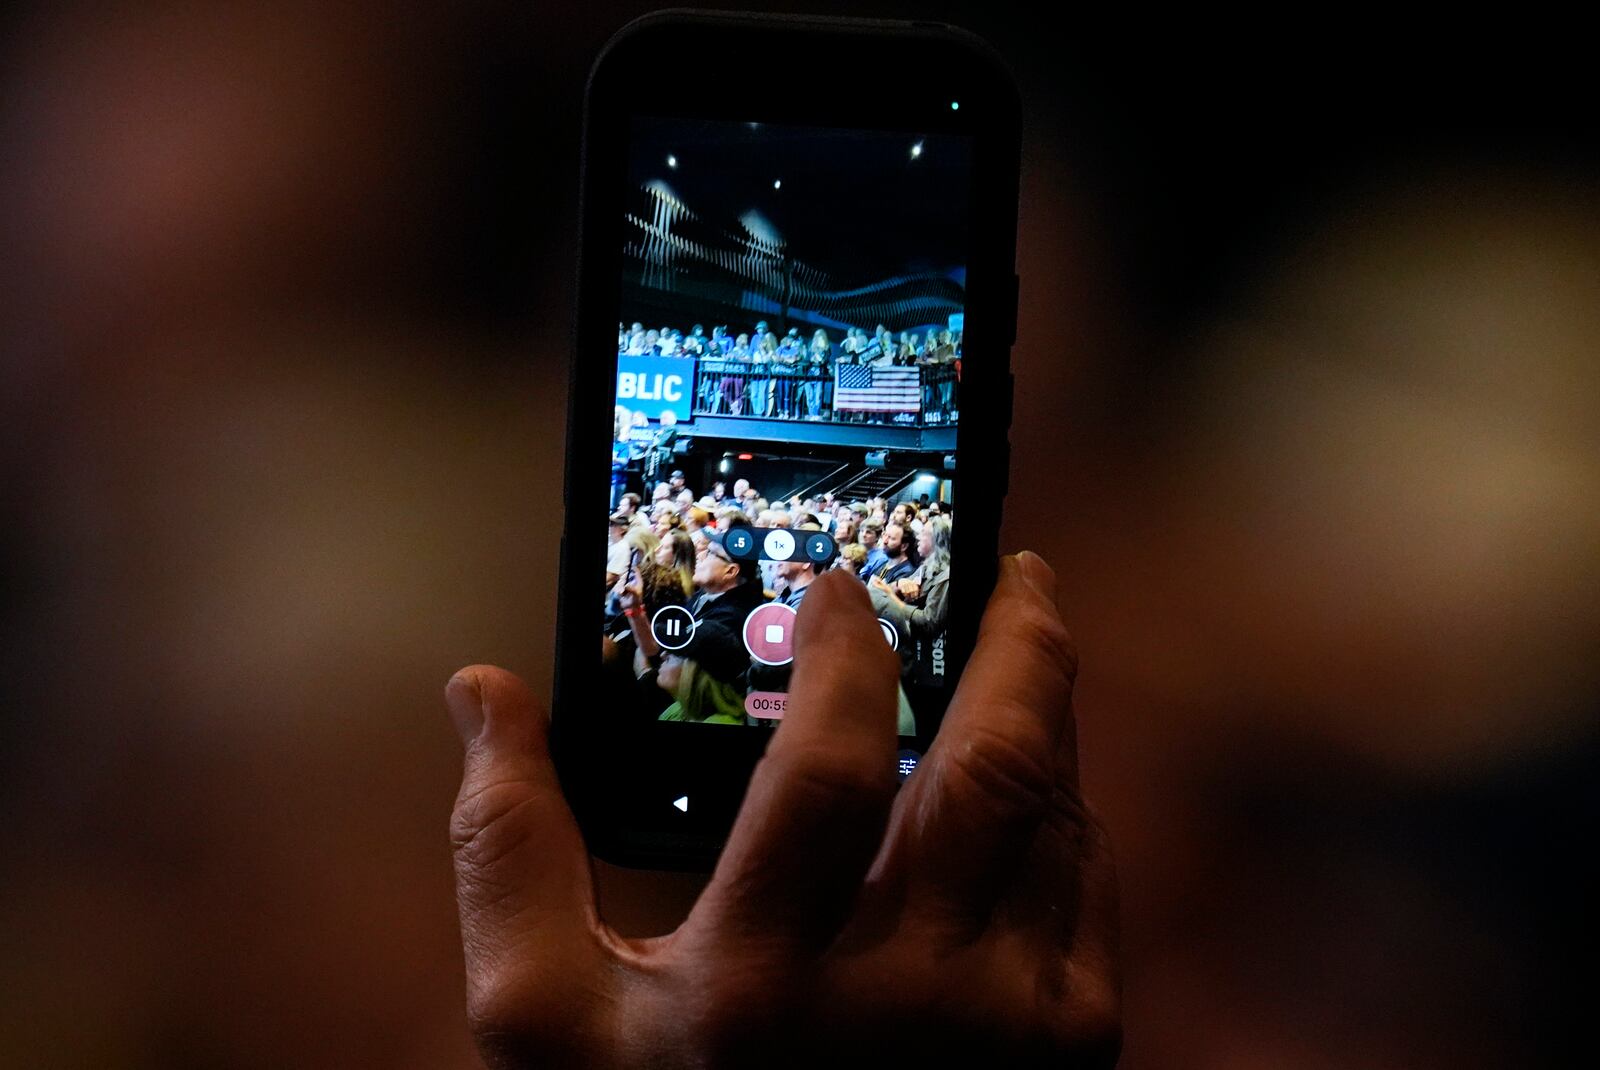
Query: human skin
445 553 1120 1068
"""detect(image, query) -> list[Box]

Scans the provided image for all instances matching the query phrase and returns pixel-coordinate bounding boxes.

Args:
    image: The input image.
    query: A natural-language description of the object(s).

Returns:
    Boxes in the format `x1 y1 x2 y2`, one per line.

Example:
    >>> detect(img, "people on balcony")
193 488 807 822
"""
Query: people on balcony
619 319 961 423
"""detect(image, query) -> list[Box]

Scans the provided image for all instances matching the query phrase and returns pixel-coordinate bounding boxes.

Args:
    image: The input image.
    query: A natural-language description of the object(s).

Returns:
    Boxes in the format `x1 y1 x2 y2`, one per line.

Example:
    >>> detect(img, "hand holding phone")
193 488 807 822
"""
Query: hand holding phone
447 555 1120 1067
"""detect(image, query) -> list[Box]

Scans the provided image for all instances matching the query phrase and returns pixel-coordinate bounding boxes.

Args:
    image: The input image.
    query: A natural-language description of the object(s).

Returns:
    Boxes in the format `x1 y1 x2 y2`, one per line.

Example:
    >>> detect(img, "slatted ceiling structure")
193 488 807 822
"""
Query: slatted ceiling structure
625 183 965 333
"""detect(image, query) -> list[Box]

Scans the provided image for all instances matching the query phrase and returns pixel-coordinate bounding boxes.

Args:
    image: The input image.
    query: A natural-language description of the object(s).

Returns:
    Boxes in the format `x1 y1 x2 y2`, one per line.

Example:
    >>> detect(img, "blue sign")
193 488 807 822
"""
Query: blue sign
615 355 696 423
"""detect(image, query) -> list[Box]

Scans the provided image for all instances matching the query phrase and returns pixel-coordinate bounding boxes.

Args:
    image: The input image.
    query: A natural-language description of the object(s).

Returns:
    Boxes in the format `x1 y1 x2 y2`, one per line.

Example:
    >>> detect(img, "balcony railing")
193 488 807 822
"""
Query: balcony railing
690 360 959 427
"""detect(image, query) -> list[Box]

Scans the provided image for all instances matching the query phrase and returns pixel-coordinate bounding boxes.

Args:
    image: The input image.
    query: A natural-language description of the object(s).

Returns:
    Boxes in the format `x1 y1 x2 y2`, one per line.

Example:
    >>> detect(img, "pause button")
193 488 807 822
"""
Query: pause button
651 605 696 651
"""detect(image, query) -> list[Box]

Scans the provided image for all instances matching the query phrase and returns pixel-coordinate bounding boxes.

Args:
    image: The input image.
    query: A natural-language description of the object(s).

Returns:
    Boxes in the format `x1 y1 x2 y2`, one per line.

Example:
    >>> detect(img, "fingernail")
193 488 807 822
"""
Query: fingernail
1015 551 1057 600
445 671 485 745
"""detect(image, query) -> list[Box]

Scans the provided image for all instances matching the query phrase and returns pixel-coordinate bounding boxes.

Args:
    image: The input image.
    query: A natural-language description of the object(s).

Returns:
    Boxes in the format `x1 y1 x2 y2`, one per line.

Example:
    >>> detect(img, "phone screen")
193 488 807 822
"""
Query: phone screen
606 116 972 738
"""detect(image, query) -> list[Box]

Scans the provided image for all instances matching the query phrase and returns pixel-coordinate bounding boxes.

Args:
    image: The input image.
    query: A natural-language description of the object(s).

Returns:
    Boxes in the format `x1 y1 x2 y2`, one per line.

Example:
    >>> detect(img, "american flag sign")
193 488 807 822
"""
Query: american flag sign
834 364 921 413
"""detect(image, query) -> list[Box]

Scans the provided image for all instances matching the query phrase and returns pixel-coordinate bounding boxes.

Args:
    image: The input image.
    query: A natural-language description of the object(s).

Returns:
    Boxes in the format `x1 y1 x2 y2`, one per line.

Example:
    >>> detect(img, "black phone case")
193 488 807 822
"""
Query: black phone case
555 10 1022 870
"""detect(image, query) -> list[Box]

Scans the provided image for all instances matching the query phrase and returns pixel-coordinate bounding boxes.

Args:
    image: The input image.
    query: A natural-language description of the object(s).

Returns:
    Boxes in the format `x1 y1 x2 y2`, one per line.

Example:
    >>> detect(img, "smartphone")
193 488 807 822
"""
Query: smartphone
555 10 1021 869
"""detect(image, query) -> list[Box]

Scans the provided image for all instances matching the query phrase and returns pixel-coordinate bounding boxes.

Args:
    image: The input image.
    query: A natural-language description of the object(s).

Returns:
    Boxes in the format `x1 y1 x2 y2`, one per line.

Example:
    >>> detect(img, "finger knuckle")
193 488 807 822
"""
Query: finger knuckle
450 778 541 876
1001 601 1078 681
1041 783 1094 848
948 720 1056 819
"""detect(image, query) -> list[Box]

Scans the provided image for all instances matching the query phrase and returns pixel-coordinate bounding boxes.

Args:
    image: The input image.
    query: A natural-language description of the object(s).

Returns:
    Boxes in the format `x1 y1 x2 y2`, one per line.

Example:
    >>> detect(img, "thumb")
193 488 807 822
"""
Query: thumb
446 666 600 1038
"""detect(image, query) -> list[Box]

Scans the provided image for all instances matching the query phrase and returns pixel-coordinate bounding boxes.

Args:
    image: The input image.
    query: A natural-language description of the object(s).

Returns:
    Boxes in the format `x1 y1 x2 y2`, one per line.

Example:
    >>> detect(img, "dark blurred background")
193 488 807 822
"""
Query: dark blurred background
3 3 1595 1067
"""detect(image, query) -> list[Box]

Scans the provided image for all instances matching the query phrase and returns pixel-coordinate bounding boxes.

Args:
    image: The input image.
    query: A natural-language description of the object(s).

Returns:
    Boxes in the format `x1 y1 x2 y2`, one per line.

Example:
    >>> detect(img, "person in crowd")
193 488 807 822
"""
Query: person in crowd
918 329 939 411
610 446 629 509
682 323 707 357
624 411 652 471
714 506 745 533
611 408 634 508
651 482 672 505
859 518 886 578
606 511 632 589
833 514 857 546
607 524 660 591
721 333 752 415
684 506 712 534
898 330 920 367
675 488 696 514
623 526 770 707
936 327 959 418
603 543 690 657
747 332 775 418
837 330 859 366
653 507 684 539
654 529 696 599
615 492 643 523
669 470 688 496
833 541 868 577
774 330 802 417
644 412 678 485
915 330 938 413
657 329 679 356
868 334 897 425
775 540 819 608
696 327 723 411
731 478 749 501
863 521 916 585
871 514 951 642
890 501 923 538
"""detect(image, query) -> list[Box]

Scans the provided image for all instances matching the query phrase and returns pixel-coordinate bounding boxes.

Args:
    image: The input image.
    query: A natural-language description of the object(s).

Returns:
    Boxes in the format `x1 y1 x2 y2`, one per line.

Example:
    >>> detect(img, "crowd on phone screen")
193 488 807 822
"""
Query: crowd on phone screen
618 320 961 422
602 474 952 729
